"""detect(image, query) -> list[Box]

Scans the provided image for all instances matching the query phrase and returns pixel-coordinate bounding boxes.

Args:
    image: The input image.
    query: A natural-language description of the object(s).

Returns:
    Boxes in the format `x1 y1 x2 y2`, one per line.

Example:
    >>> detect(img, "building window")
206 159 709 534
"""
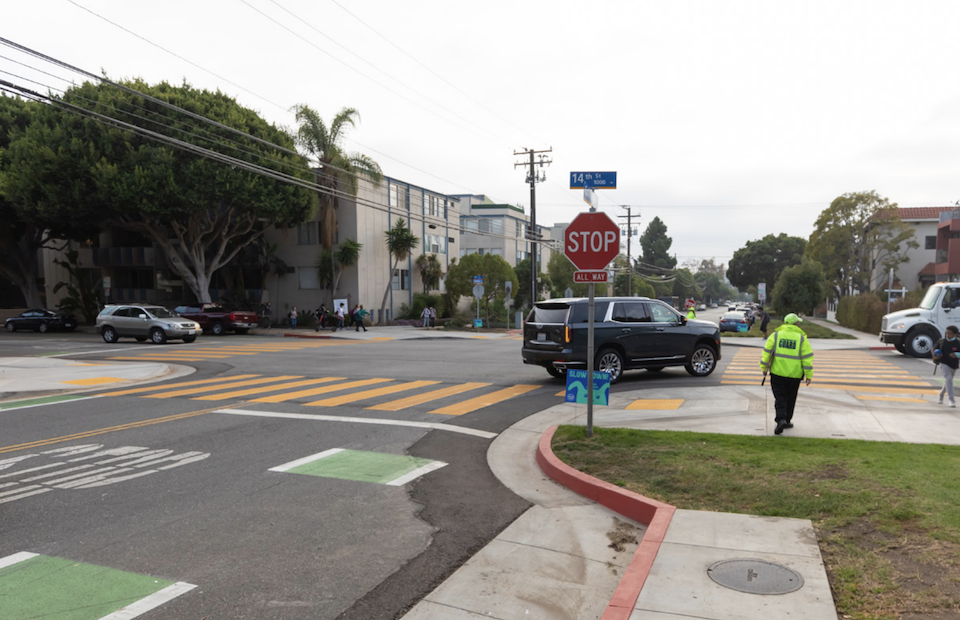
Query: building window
478 248 487 256
297 222 318 245
426 195 441 217
490 248 503 257
425 234 447 255
517 250 529 262
298 267 318 289
390 185 408 211
460 248 468 258
926 235 937 250
392 269 410 291
464 218 478 232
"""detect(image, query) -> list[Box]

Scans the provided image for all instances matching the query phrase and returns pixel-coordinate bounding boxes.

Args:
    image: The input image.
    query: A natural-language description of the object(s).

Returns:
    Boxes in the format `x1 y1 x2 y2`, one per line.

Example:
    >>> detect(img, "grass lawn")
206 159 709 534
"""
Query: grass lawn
722 319 856 339
552 426 960 620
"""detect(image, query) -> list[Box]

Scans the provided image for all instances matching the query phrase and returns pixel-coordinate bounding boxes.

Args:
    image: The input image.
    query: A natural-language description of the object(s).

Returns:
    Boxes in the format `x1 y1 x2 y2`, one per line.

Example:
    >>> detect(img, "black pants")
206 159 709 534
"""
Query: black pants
770 373 801 423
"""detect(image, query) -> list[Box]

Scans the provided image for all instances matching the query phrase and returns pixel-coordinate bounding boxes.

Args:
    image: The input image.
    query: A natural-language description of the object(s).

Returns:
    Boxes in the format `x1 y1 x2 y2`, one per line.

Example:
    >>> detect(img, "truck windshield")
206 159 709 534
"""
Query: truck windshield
919 285 942 310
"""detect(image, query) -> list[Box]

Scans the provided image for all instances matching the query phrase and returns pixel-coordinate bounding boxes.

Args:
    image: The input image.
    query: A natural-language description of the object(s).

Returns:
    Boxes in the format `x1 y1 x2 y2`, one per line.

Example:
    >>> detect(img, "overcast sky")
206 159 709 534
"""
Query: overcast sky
6 1 960 266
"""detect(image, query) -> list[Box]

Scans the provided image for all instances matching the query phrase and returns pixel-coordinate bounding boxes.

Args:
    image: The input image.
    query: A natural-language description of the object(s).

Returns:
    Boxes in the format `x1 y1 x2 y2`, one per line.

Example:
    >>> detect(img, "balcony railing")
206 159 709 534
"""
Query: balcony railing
940 209 960 223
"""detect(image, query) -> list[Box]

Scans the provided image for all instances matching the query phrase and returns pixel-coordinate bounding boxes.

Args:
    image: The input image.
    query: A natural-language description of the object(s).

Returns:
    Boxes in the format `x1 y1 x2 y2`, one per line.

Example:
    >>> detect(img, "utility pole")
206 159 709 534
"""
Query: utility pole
617 206 638 296
514 147 552 309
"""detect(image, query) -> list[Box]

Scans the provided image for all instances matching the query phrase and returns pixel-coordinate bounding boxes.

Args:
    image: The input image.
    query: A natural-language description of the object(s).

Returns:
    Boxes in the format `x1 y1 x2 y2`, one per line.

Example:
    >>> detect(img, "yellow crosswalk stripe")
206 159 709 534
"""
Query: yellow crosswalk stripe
724 371 925 384
721 380 938 394
430 385 540 416
145 376 302 399
98 374 262 396
856 395 928 403
626 399 683 410
304 380 440 407
368 382 491 411
191 377 344 400
252 378 392 403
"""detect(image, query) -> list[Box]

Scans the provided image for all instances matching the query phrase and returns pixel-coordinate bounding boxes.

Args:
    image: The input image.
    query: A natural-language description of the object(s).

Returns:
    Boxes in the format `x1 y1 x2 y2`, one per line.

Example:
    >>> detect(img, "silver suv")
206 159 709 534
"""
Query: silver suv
96 305 201 344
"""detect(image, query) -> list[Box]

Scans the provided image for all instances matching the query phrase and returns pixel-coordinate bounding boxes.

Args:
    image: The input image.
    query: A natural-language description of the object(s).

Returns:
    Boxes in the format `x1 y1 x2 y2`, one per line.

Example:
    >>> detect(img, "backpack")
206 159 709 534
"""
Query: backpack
934 338 946 365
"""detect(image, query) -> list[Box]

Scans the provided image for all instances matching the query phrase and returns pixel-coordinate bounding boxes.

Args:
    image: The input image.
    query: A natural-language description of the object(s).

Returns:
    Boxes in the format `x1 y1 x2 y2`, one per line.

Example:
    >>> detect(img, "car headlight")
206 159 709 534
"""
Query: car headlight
889 322 907 331
165 322 178 329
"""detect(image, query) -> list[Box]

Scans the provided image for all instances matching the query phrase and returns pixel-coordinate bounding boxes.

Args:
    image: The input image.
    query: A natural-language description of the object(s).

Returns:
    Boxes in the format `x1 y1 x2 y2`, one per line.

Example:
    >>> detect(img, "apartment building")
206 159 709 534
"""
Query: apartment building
452 194 555 268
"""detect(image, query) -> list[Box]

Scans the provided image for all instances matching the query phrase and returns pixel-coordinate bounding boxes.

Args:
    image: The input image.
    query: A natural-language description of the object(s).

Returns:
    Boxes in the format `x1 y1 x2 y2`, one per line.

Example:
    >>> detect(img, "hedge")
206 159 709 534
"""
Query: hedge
836 289 928 334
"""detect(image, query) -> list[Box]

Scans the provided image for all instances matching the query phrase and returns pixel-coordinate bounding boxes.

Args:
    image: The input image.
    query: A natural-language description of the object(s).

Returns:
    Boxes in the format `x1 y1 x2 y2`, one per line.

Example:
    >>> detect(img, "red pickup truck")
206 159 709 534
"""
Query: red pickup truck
173 304 258 336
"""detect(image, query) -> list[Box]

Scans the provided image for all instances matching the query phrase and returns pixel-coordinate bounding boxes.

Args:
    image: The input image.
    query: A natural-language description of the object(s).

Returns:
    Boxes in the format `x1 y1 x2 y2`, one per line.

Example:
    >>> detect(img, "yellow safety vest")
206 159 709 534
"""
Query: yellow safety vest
759 325 814 379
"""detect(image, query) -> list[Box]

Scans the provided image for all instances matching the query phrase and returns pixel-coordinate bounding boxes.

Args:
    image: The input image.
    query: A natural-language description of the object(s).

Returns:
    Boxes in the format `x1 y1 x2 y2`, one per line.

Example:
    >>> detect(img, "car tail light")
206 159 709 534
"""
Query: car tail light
230 312 236 321
565 325 571 344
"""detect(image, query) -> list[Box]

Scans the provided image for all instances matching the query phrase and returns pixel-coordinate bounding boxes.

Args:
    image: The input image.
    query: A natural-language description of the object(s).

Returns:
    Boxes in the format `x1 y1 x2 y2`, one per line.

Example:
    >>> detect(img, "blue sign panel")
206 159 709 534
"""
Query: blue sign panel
737 323 749 332
473 275 483 284
474 319 483 328
570 171 617 189
564 369 611 406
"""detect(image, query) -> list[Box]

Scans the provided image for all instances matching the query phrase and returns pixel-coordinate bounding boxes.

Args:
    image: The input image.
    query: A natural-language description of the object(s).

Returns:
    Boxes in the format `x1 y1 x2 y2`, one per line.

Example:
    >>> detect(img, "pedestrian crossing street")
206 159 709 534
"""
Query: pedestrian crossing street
721 348 939 398
97 374 542 416
107 340 363 363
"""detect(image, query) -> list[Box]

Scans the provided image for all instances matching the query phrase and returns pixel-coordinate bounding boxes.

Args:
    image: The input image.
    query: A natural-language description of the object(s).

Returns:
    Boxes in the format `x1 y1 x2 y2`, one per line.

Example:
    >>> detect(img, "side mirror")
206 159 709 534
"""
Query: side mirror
139 314 147 319
680 316 688 326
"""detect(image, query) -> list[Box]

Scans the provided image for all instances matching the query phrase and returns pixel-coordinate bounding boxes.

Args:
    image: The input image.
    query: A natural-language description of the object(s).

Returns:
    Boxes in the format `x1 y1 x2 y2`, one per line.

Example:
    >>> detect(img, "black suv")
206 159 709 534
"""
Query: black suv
521 297 721 383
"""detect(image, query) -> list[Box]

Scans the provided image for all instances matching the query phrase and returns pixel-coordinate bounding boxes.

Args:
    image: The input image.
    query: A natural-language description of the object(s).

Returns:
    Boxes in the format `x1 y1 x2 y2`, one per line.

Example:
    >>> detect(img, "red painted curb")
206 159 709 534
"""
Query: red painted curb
869 346 896 350
536 426 676 620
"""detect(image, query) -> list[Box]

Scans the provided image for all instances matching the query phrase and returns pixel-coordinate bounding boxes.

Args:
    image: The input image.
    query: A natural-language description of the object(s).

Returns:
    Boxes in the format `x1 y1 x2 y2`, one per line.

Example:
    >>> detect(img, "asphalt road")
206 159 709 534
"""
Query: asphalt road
0 329 740 620
0 325 937 619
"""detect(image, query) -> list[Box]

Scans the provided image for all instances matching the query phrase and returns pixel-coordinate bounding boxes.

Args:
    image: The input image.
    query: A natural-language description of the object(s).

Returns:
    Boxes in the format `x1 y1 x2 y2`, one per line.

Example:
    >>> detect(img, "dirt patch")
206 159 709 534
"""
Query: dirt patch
607 517 639 552
821 519 960 618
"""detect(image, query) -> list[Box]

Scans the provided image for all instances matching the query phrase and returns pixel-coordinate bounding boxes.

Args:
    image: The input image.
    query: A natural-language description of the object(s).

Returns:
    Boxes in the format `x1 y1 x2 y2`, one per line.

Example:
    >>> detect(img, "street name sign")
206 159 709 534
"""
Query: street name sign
570 171 617 189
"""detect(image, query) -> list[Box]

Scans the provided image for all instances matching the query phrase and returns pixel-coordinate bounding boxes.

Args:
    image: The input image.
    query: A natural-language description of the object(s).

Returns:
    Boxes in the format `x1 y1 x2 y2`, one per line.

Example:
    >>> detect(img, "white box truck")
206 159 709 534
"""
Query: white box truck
880 283 960 357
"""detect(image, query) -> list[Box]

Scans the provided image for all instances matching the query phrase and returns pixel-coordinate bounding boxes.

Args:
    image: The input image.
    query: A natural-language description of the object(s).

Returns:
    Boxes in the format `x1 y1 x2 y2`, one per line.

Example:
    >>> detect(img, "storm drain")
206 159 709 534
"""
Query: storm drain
707 559 804 595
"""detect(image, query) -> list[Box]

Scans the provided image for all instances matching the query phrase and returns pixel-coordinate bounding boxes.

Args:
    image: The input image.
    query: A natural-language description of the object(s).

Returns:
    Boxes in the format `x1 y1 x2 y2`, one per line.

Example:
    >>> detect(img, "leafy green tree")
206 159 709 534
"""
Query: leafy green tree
378 218 419 324
639 216 677 270
672 268 702 300
415 253 444 293
727 233 806 300
546 251 587 298
52 248 102 324
0 94 60 308
293 105 383 251
772 259 826 315
513 256 550 308
317 238 363 301
805 191 917 298
446 253 518 325
5 80 317 304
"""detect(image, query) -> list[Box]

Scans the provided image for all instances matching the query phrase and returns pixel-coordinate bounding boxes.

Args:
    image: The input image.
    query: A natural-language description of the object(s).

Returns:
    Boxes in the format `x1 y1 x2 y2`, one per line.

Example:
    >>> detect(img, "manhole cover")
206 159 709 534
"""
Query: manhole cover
707 559 804 595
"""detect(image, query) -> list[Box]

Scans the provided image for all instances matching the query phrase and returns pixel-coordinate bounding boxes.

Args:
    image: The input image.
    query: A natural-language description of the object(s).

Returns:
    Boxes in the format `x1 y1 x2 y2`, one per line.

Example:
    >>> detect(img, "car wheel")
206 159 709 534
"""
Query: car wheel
38 323 48 333
546 365 566 380
685 344 717 377
646 366 665 373
211 321 225 336
894 342 906 354
596 348 624 384
135 337 147 342
5 322 15 332
102 326 119 343
235 328 249 335
182 335 197 343
150 328 168 344
905 328 937 358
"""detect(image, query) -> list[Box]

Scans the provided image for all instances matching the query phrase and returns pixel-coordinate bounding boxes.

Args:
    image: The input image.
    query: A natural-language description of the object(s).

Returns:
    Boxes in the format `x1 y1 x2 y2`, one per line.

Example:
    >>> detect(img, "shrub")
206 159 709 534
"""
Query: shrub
400 293 443 320
836 294 886 334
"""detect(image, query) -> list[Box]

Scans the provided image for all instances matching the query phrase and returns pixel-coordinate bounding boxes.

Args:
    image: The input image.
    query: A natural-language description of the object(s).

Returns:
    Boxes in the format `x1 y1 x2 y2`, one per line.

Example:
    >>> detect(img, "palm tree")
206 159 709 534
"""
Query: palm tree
378 218 419 325
317 238 363 301
415 254 444 293
293 105 383 250
255 239 289 307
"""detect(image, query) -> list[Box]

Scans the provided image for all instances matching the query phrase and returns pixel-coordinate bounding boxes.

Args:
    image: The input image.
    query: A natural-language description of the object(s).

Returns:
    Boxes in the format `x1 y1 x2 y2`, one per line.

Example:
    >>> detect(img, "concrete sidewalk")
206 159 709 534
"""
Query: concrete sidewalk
405 362 960 619
247 325 520 341
0 357 192 402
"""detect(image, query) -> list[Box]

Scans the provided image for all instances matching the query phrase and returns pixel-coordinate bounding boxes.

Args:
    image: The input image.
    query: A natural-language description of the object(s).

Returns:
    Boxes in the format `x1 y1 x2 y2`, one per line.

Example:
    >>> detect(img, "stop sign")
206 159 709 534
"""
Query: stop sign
564 211 620 271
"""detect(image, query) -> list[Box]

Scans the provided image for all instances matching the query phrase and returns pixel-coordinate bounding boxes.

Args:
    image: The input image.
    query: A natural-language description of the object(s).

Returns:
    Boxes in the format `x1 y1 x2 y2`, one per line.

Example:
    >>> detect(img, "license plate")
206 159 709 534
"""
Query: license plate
537 333 546 341
65 323 73 327
188 330 196 335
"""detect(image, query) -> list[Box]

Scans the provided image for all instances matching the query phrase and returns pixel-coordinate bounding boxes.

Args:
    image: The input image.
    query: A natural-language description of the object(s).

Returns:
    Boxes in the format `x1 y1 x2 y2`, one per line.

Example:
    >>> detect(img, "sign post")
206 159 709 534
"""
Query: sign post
758 282 766 304
473 283 484 328
564 181 620 437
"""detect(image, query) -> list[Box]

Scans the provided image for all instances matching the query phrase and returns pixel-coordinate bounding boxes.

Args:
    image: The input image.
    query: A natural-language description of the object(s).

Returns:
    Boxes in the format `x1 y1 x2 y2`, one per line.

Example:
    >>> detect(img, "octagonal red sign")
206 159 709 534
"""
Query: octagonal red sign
564 211 620 271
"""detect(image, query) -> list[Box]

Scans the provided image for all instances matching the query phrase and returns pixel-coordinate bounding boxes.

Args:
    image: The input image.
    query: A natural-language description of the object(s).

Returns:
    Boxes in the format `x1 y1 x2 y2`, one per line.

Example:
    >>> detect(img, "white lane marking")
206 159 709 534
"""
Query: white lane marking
269 448 345 472
46 345 160 357
0 551 38 570
21 463 97 482
0 484 41 498
216 409 498 439
0 463 64 480
0 488 53 504
43 444 103 457
0 454 39 471
99 581 197 620
0 395 103 413
387 461 448 486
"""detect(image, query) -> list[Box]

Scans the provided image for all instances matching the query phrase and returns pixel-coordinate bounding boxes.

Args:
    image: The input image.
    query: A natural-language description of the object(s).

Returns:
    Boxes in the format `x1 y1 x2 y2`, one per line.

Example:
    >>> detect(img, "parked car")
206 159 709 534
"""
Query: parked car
173 304 258 335
697 304 707 311
5 309 77 333
96 305 201 344
719 311 749 333
710 303 718 308
521 296 721 383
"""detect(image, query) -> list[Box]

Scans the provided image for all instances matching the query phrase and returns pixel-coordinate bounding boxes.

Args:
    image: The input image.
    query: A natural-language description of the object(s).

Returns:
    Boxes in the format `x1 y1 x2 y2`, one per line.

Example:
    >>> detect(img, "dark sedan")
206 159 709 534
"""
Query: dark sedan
5 309 77 333
719 311 748 333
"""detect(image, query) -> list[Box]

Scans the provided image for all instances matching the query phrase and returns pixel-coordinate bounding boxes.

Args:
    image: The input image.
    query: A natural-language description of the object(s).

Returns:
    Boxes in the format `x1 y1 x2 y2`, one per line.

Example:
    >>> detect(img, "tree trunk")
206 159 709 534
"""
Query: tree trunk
0 226 46 308
378 257 399 325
